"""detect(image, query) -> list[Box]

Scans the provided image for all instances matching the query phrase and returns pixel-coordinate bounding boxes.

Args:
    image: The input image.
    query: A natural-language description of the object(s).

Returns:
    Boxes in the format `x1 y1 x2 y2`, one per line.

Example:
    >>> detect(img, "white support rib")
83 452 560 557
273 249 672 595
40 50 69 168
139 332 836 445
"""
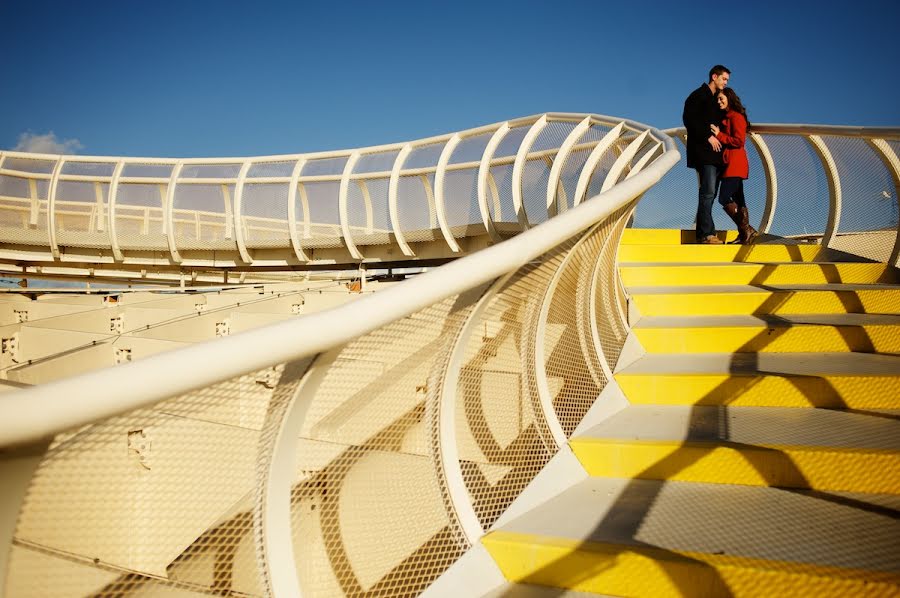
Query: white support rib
27 179 40 226
477 123 510 242
625 142 662 180
232 160 254 263
388 143 415 256
357 180 374 234
286 158 309 262
93 181 106 232
107 160 126 261
338 151 364 260
47 158 65 259
164 161 184 264
419 174 438 229
546 116 592 217
808 135 842 248
573 122 625 206
868 138 900 266
436 275 513 543
488 172 502 223
434 134 463 253
221 184 234 240
512 115 549 229
600 130 650 193
750 133 778 234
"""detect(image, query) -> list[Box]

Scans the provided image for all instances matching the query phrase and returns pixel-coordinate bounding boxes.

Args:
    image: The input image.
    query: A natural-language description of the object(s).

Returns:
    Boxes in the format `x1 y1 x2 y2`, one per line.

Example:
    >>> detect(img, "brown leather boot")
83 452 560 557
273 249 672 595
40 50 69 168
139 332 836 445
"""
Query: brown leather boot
739 206 759 245
722 202 742 244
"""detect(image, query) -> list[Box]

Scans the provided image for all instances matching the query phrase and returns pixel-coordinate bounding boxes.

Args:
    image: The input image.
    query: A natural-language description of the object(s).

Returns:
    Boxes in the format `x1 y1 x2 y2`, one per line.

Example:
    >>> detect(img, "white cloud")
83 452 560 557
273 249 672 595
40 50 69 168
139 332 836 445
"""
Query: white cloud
13 131 83 155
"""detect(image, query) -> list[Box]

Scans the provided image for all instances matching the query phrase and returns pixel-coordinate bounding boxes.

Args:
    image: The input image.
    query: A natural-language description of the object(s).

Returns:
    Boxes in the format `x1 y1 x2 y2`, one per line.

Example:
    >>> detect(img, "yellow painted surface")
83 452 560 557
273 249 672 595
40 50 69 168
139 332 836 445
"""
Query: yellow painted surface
620 263 897 287
619 244 826 263
631 289 900 316
571 439 900 494
615 373 900 409
634 325 900 354
483 531 900 598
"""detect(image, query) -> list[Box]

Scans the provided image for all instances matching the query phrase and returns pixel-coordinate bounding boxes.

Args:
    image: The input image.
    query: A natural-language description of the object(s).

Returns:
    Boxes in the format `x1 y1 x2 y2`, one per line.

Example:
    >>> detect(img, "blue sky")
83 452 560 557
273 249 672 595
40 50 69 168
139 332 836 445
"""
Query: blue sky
1 0 898 158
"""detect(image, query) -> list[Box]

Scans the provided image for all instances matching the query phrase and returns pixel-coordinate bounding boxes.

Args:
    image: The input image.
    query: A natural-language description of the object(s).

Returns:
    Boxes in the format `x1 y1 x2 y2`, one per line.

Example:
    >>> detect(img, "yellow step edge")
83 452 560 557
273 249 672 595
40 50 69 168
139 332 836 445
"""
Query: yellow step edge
631 290 900 316
633 325 900 354
570 438 900 494
621 228 741 245
483 531 900 598
615 373 900 409
619 244 827 263
620 263 897 286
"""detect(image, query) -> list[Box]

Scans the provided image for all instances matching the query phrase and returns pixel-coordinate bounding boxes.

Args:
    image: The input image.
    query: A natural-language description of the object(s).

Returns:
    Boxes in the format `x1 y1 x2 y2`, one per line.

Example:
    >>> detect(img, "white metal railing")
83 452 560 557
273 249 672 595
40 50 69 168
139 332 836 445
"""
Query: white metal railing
645 125 900 266
0 113 654 274
0 114 678 598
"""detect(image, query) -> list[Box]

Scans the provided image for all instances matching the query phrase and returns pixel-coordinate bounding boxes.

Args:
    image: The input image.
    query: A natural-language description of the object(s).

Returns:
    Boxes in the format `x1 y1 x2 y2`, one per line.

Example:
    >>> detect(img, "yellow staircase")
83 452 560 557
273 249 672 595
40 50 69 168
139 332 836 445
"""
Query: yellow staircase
481 229 900 597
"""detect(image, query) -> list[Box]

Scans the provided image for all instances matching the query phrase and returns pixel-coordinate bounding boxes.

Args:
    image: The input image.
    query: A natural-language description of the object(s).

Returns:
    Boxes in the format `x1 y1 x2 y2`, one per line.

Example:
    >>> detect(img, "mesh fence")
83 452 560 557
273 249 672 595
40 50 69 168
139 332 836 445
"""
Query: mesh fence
55 181 112 248
115 183 168 250
242 183 291 249
172 184 235 251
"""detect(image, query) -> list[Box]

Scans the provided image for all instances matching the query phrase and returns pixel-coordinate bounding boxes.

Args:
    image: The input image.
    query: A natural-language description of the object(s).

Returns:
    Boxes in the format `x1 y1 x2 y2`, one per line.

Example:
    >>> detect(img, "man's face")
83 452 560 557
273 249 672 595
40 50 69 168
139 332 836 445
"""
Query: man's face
712 72 730 91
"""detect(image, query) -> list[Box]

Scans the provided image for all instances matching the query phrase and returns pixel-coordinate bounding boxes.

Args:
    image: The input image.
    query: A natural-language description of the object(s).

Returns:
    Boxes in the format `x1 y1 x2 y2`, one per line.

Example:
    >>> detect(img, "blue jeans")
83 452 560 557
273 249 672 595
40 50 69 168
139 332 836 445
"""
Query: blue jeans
695 165 720 240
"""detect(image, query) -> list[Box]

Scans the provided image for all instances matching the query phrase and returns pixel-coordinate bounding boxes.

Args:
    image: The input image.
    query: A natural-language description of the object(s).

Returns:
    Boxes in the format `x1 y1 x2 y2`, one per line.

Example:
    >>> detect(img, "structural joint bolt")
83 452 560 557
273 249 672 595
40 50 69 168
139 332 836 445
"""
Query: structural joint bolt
1 334 20 362
195 302 207 312
115 347 132 364
110 314 125 334
215 319 231 337
291 303 303 315
13 309 28 323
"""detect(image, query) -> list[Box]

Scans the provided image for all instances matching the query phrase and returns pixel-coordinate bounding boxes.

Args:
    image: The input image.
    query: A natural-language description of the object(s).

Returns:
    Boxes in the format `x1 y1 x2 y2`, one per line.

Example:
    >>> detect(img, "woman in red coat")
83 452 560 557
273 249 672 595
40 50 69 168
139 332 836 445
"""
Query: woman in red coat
711 88 758 244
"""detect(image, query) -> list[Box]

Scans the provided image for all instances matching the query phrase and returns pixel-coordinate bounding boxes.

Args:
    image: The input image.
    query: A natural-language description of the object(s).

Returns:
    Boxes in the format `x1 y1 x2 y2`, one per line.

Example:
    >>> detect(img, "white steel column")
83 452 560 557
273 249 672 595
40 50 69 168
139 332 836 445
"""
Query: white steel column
808 135 842 248
868 138 900 266
388 144 415 256
338 152 363 260
287 158 309 262
512 115 548 229
107 160 126 261
164 161 184 264
232 160 254 264
750 133 778 234
546 116 591 218
47 158 65 259
477 123 510 242
434 135 463 253
573 122 625 206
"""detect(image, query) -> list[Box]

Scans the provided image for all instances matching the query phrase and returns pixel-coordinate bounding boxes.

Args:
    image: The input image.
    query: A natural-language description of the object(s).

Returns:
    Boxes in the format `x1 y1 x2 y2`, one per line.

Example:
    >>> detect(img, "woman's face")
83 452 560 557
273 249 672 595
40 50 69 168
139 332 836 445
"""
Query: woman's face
717 93 729 110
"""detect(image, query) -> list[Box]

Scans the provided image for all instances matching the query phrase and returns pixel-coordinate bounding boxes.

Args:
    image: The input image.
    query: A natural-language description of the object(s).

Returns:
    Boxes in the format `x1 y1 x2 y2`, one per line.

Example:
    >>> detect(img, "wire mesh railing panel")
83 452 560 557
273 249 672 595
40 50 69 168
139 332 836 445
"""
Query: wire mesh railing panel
397 174 439 244
7 366 287 597
242 183 291 249
631 137 696 229
594 205 632 369
449 132 492 165
55 181 112 248
823 136 898 261
115 183 168 250
493 126 529 158
453 257 567 530
247 160 296 178
355 150 400 175
302 156 350 177
521 158 552 226
349 177 392 246
297 181 343 248
542 224 612 436
556 124 616 213
761 134 830 238
443 168 481 238
171 183 235 251
180 163 242 179
121 163 174 178
0 174 50 246
488 163 515 226
288 296 474 597
61 162 116 177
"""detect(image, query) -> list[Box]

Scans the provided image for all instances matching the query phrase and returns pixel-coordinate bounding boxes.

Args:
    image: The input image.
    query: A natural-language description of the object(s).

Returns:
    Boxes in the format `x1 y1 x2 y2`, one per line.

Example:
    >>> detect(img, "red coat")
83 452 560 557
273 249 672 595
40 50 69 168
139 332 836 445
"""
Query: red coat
716 110 749 179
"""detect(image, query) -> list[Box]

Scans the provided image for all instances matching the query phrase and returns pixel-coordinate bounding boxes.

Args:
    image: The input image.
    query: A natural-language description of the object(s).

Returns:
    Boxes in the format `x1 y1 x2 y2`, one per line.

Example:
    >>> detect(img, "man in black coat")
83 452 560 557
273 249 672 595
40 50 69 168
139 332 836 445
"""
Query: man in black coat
683 65 730 244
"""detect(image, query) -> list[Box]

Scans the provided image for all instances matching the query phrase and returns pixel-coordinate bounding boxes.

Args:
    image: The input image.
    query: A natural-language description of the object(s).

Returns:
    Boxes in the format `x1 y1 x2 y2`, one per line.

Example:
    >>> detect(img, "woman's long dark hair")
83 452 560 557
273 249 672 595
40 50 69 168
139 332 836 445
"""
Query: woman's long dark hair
721 87 751 131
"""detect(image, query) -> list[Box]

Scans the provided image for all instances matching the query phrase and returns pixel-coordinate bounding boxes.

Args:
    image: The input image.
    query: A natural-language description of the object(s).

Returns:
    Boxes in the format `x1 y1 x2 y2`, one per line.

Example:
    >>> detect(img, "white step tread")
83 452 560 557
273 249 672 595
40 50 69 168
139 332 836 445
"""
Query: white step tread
493 476 900 572
576 405 900 451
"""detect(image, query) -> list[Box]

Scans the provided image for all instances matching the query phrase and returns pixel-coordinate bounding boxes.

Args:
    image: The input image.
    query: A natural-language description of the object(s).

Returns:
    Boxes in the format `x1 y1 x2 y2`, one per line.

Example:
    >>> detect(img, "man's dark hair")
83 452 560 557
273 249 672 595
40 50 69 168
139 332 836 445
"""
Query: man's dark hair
709 65 731 81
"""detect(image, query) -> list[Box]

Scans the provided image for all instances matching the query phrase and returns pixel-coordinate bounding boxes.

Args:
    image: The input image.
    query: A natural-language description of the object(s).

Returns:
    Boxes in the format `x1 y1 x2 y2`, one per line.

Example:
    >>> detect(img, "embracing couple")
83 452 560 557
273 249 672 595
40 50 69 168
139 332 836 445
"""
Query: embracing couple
682 64 759 245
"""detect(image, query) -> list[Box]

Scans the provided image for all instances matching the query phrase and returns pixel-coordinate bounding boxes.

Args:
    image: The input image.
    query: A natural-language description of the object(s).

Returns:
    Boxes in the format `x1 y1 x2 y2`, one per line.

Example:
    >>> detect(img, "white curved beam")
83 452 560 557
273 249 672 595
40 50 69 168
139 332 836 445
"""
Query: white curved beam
106 160 126 262
573 122 625 206
388 143 415 256
356 180 374 234
434 135 463 253
232 160 254 264
808 135 842 248
600 130 650 193
749 133 778 234
477 123 510 242
488 172 502 223
512 115 549 229
287 158 309 262
164 161 185 264
867 138 900 266
546 116 592 217
338 152 364 260
47 158 65 259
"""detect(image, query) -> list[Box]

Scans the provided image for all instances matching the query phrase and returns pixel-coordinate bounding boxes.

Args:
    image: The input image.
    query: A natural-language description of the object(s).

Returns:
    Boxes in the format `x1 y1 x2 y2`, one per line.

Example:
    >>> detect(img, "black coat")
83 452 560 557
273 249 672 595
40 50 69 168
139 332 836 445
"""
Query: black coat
682 83 724 168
